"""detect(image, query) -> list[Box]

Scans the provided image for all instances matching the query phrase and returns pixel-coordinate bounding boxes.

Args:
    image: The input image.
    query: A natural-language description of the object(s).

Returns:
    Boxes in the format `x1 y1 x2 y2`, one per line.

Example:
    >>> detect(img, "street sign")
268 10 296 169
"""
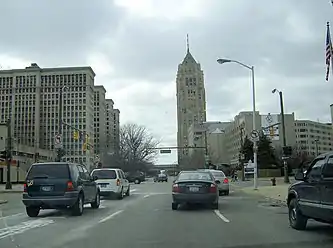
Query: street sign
54 134 62 149
250 130 259 142
160 149 171 154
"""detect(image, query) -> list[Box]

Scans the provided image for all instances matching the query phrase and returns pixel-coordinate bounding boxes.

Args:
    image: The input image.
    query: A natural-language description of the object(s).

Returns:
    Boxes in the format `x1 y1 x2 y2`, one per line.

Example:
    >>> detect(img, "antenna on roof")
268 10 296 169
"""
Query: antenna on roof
186 34 190 52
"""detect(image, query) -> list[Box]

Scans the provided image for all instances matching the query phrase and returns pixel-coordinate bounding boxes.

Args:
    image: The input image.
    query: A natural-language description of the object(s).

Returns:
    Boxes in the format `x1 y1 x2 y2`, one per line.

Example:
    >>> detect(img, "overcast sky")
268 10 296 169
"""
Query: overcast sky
0 0 332 164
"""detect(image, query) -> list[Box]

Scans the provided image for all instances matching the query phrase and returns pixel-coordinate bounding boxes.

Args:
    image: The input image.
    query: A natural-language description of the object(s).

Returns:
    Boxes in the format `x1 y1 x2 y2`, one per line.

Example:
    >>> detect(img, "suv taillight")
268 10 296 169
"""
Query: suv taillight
116 179 121 186
66 181 74 191
23 183 27 192
172 184 180 193
223 178 229 184
209 184 217 193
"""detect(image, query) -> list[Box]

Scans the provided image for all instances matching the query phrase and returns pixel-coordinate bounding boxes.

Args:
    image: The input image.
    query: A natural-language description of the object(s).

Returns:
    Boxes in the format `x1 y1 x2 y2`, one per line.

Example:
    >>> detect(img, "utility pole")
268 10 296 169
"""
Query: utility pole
56 86 66 162
240 127 245 181
204 130 209 168
279 91 289 183
314 139 319 156
5 118 12 190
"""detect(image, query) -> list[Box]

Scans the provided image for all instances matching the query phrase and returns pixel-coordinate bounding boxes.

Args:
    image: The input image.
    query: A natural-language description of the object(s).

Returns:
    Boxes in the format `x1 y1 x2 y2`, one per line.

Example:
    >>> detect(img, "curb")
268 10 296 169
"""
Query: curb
0 200 8 205
0 190 22 194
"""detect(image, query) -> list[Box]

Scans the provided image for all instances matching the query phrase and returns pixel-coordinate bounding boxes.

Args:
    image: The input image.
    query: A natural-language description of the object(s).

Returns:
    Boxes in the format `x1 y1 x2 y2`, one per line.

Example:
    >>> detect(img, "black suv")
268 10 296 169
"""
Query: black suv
287 152 333 230
22 162 100 217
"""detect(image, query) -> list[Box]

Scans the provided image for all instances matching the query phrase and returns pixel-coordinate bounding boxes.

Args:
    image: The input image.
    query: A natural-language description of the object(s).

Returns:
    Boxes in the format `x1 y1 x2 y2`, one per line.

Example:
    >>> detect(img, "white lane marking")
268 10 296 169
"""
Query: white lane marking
130 189 137 193
98 210 124 223
143 194 150 198
0 213 23 220
0 219 55 240
214 210 230 223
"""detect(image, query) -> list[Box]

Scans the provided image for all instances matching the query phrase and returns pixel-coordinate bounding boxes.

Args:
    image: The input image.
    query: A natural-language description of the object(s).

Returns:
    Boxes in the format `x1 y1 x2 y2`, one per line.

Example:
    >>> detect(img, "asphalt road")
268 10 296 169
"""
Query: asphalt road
0 180 332 248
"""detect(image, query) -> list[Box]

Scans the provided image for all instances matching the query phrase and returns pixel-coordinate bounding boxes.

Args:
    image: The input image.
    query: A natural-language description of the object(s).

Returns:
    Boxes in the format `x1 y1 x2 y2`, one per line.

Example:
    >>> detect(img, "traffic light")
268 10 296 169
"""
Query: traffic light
283 146 293 157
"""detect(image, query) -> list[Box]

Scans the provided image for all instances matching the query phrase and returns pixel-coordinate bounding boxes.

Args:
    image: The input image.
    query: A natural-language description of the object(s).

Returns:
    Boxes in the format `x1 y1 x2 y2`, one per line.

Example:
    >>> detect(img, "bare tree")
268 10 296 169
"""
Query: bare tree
104 123 159 171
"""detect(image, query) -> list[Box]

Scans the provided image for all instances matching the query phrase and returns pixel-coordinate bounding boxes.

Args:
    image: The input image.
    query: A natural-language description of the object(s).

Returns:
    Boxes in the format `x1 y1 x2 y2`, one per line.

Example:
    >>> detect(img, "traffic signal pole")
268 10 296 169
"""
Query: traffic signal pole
5 118 12 190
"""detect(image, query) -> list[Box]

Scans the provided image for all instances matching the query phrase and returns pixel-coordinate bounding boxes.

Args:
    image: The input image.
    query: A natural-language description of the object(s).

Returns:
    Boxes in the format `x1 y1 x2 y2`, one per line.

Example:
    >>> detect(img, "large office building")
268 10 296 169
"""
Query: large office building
295 120 333 156
93 86 107 156
105 99 120 154
176 37 206 166
0 63 96 169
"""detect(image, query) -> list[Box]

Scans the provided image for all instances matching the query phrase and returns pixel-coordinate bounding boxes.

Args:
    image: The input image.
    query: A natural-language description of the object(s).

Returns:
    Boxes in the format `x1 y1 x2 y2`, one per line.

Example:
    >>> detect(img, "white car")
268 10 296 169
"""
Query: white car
91 168 130 199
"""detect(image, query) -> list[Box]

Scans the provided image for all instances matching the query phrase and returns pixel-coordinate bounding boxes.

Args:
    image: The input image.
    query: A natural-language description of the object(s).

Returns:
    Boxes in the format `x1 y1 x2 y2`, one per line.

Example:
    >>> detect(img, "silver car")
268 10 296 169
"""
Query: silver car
199 169 229 195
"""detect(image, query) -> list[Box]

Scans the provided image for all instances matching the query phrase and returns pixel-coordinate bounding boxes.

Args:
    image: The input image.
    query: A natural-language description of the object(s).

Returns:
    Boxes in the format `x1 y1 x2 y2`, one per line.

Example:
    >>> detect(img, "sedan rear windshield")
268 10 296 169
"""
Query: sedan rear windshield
178 172 212 181
211 171 225 178
27 164 69 179
92 170 117 179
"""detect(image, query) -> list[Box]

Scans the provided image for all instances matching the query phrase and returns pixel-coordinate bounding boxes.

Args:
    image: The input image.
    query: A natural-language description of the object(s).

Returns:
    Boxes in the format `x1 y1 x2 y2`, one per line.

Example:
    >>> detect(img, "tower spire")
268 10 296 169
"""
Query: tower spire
186 34 189 53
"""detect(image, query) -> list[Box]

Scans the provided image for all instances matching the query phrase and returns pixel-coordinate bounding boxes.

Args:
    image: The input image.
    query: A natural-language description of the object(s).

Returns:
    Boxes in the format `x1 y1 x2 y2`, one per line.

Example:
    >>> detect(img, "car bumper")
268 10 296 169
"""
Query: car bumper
217 184 229 192
172 193 218 204
22 192 79 209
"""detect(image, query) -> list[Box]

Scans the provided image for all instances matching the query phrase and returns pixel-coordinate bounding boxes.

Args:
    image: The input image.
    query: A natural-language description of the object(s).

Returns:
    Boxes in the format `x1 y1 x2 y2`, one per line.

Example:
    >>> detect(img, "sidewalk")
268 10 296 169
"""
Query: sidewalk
242 184 290 205
0 184 23 193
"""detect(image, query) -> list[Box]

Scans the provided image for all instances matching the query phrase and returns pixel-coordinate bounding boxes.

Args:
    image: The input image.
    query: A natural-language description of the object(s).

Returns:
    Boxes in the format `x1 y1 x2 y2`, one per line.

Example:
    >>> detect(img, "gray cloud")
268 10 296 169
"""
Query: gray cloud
0 0 123 65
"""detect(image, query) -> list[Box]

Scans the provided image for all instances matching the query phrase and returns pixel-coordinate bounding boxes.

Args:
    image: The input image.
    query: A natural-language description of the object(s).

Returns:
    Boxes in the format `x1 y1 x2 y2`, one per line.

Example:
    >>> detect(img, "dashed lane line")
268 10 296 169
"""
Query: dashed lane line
214 210 230 223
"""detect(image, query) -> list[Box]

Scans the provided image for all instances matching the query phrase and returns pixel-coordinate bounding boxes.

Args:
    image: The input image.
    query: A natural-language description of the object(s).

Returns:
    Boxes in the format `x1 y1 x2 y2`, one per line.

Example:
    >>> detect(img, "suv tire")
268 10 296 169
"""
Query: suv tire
91 191 100 209
289 198 307 230
72 193 84 216
26 207 40 217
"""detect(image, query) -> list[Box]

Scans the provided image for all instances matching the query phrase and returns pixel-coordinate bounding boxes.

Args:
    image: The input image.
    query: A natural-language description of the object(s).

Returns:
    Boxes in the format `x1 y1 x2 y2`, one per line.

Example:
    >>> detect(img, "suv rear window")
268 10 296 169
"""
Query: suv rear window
211 171 225 178
92 170 117 179
27 163 70 180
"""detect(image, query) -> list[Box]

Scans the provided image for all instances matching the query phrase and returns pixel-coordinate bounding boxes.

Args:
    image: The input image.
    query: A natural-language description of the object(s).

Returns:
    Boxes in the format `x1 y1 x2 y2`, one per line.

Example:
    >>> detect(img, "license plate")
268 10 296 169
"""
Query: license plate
41 186 53 192
189 187 199 192
99 184 107 188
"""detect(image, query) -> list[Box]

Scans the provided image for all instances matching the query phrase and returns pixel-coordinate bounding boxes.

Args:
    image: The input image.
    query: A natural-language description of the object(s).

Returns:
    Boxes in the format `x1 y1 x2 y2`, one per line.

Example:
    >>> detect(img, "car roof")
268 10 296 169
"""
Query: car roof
92 168 120 171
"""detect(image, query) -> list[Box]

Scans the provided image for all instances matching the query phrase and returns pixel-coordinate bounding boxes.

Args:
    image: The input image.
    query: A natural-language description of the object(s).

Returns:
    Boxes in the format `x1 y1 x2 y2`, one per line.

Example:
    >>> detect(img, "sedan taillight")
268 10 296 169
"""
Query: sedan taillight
209 184 217 193
172 184 180 193
23 183 27 192
223 178 229 184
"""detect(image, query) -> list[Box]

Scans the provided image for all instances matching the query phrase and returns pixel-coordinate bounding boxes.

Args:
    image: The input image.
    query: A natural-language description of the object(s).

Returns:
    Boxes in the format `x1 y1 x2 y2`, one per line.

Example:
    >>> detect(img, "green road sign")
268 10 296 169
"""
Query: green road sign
160 149 171 154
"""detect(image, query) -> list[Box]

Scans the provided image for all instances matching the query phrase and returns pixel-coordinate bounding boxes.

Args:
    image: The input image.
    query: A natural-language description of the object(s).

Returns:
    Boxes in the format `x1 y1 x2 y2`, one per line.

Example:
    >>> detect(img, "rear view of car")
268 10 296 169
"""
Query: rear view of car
154 173 168 182
91 168 130 199
209 170 229 195
171 171 219 210
22 162 100 217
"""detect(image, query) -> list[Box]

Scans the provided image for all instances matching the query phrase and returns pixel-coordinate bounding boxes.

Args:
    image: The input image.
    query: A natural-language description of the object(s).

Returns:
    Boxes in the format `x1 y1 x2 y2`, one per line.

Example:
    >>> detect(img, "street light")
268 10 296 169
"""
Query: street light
56 86 68 162
272 88 289 183
217 58 258 190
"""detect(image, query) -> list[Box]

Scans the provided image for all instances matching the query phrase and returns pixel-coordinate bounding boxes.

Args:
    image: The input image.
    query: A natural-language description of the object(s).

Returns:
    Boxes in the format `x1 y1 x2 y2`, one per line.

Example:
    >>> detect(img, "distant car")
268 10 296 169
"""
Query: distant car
199 169 229 195
91 168 130 199
22 162 100 217
154 173 168 182
171 170 219 210
126 171 145 184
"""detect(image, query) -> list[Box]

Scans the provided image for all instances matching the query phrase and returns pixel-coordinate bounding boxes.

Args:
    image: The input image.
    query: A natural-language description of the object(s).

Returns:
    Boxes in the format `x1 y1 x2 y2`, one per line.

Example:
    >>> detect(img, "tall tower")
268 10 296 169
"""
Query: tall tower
176 35 206 166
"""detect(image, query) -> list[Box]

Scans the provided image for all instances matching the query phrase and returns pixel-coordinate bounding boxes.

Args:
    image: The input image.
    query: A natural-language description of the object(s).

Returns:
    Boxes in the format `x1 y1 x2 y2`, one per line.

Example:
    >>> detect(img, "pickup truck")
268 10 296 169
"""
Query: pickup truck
287 152 333 230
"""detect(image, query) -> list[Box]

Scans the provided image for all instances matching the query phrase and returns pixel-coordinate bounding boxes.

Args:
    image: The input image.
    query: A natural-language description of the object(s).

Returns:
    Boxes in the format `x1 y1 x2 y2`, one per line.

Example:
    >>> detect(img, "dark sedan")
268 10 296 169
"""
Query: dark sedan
171 170 219 210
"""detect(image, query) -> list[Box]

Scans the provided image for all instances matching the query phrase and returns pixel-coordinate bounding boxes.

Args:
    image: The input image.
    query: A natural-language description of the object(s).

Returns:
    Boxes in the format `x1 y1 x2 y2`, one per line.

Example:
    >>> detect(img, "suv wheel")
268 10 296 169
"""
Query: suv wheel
172 202 178 210
26 207 40 217
72 194 84 216
288 198 307 230
118 188 124 200
126 186 130 196
91 191 100 209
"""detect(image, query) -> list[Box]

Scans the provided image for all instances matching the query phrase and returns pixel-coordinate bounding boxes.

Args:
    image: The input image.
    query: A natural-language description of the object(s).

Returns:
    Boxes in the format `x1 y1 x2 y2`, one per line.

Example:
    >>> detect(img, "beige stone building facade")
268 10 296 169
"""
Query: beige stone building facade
176 44 206 166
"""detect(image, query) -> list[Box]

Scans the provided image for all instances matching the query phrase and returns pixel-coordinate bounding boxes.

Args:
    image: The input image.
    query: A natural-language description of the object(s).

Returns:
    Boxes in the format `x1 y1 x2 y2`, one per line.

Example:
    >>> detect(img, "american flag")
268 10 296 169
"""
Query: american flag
326 22 332 81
